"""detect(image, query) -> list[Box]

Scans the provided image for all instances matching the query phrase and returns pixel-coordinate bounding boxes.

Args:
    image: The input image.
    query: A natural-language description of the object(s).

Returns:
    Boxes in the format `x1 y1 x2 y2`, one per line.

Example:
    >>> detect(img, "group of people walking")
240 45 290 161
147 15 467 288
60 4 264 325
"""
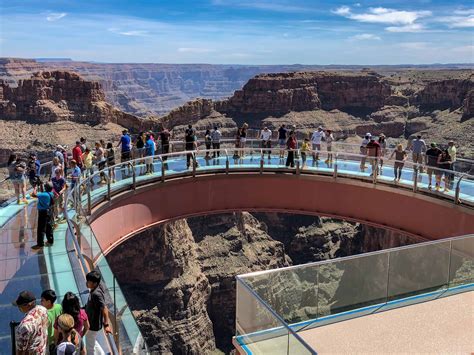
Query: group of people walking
13 270 112 355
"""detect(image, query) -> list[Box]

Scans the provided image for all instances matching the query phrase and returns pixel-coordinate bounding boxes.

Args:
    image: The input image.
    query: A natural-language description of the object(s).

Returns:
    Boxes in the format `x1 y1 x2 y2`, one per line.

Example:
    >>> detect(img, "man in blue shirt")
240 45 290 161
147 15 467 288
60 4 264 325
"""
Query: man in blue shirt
69 160 81 190
117 129 132 161
32 182 55 249
145 134 155 174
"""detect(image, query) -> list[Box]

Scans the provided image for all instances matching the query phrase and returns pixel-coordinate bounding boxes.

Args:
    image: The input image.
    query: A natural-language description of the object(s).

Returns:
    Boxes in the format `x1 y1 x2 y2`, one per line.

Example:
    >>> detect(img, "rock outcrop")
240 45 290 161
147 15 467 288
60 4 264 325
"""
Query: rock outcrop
462 89 474 120
0 70 156 131
415 78 473 112
217 72 391 117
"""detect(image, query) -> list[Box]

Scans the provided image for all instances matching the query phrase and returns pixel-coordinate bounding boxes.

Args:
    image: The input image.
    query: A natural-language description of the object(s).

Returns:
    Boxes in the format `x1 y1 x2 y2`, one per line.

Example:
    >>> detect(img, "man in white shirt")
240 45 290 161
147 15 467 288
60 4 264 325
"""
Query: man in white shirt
311 126 325 161
260 127 272 159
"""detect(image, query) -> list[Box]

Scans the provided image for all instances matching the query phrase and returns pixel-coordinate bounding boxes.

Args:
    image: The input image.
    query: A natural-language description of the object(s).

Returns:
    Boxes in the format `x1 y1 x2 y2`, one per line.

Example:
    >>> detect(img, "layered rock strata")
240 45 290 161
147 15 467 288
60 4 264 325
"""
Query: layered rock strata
0 70 156 130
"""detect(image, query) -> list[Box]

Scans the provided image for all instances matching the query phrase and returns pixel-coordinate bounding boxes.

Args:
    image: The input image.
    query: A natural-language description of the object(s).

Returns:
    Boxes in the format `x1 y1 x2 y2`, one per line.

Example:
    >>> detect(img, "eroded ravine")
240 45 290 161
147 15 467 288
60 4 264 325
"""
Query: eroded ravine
106 212 420 354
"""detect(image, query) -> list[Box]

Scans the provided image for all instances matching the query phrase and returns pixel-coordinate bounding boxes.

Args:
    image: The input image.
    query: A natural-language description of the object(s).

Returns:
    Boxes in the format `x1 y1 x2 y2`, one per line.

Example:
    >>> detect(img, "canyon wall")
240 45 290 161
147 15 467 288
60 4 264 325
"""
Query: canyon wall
107 212 421 354
0 70 156 131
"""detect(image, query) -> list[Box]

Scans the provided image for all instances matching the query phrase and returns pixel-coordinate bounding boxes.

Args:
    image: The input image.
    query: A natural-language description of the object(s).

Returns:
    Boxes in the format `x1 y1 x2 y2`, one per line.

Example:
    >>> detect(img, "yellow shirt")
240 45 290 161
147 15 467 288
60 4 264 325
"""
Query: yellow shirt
301 141 311 152
447 146 456 162
83 152 93 168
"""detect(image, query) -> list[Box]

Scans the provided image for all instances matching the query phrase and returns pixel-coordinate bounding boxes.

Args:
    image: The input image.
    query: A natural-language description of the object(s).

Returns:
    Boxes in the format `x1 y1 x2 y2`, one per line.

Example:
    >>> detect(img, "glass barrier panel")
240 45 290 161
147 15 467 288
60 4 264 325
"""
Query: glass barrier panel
288 331 315 355
387 241 451 300
235 279 289 354
243 265 319 327
449 236 474 287
317 252 389 318
334 152 372 179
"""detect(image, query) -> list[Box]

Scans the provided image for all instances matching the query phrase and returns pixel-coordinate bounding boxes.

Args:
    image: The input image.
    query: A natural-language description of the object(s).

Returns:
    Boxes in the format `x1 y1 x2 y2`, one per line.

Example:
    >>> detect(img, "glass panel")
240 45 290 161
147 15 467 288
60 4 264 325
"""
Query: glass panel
288 331 314 355
235 279 289 354
387 241 451 300
449 236 474 287
317 252 388 317
244 265 319 327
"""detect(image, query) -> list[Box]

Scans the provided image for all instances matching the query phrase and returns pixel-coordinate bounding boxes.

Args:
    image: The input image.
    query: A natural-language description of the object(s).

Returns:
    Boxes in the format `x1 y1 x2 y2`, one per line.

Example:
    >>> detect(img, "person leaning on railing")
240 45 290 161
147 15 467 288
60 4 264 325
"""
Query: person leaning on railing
7 153 28 204
260 126 272 159
366 136 381 176
437 150 453 192
425 143 442 190
300 138 311 168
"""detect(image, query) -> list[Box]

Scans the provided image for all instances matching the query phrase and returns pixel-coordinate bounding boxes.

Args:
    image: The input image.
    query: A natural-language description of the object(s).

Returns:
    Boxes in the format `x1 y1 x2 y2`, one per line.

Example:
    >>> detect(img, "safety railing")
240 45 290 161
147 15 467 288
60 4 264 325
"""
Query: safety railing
236 234 474 352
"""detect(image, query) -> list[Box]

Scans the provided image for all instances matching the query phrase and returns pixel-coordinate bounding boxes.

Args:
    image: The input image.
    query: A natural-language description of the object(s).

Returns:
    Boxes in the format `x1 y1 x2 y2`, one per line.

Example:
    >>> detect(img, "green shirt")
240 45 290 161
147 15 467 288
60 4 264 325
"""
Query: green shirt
47 304 62 345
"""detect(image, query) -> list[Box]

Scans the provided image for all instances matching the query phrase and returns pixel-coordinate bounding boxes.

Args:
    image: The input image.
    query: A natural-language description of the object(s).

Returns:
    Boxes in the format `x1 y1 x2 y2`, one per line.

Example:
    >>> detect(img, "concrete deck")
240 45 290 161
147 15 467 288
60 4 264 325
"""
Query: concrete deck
299 291 474 354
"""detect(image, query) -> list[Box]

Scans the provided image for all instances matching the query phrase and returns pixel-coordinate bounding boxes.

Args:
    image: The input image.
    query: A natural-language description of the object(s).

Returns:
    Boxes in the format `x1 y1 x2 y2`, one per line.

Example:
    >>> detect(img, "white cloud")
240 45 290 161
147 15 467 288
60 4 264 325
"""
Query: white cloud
177 47 216 53
386 24 426 32
334 6 431 25
350 33 381 40
119 30 149 36
397 42 429 50
46 12 67 22
333 6 351 16
438 15 474 28
108 28 149 36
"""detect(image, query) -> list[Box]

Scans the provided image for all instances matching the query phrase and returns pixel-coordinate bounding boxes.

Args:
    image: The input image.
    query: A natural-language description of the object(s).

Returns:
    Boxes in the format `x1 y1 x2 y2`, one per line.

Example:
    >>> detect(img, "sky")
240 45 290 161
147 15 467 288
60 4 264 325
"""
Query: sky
0 0 473 64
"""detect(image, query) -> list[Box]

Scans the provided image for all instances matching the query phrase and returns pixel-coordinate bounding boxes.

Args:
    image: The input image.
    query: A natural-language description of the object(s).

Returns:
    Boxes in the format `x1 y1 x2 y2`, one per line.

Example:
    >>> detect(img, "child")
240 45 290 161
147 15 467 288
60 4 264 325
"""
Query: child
301 138 311 167
40 289 63 354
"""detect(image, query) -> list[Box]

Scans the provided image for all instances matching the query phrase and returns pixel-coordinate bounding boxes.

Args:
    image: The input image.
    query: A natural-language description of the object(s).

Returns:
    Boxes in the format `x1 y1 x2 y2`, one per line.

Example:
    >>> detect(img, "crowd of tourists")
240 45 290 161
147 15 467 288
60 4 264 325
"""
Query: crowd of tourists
13 270 112 355
6 125 460 217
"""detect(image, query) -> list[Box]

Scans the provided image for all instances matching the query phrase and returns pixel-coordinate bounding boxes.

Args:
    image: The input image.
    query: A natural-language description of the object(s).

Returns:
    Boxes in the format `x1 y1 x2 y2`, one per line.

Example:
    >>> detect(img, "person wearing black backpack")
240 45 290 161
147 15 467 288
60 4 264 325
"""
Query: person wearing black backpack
32 182 55 250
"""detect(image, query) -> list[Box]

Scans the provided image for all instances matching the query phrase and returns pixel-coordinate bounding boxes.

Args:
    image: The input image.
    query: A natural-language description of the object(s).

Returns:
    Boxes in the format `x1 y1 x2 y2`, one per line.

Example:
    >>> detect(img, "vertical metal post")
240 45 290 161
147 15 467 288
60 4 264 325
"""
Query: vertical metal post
446 240 453 289
334 154 338 179
161 158 166 182
131 162 136 190
454 175 464 205
10 321 19 355
385 252 391 303
260 158 264 174
295 160 300 175
225 158 229 174
413 166 419 192
192 153 197 177
107 176 111 201
87 183 91 216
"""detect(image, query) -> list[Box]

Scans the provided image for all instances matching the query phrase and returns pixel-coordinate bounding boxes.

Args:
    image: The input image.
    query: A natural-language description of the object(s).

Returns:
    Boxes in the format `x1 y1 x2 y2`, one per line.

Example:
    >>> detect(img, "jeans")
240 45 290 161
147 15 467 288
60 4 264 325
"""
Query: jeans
37 209 53 246
394 162 404 180
85 330 105 355
161 143 170 161
212 142 220 157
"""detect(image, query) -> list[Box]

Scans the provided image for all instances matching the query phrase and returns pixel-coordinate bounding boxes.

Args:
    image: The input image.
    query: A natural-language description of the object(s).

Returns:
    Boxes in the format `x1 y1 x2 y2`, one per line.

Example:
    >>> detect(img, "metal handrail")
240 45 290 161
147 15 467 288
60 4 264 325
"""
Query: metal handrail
238 233 474 278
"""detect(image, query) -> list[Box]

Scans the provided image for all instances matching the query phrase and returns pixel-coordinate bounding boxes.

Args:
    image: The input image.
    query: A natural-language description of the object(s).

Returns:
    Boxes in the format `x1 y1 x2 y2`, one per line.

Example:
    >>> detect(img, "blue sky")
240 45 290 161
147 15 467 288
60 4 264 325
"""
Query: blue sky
0 0 473 64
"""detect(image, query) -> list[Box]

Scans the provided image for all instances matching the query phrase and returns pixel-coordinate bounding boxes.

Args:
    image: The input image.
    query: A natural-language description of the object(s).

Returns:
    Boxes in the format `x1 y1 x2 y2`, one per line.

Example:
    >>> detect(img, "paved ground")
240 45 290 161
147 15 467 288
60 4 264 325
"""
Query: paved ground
299 291 474 354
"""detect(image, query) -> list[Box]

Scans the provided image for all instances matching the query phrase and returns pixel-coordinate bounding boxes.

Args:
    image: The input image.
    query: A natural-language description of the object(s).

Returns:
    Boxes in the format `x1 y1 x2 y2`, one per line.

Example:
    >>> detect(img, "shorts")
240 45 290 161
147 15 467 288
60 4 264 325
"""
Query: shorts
427 166 437 175
312 143 321 151
279 139 286 147
145 156 153 165
121 151 131 161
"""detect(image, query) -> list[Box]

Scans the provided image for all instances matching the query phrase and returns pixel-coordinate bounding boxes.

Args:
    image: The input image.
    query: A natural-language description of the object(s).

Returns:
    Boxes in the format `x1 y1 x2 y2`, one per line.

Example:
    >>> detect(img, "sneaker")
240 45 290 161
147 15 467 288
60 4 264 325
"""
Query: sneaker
32 245 44 250
45 241 54 246
428 185 432 190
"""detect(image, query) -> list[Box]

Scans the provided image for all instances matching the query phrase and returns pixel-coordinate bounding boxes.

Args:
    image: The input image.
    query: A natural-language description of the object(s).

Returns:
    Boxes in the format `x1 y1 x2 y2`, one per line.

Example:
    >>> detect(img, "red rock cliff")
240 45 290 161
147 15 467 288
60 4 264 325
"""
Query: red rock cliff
0 70 157 131
217 71 391 115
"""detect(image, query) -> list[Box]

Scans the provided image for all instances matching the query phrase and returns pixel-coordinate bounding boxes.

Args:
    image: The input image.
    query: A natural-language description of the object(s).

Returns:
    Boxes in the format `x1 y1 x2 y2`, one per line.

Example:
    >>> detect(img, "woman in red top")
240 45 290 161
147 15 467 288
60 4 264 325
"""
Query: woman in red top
285 131 297 168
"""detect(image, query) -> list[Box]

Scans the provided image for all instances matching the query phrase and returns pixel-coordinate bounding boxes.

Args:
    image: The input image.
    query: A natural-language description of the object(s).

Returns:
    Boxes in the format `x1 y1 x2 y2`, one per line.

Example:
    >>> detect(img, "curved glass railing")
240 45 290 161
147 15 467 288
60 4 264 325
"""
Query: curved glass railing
2 145 473 354
236 234 474 353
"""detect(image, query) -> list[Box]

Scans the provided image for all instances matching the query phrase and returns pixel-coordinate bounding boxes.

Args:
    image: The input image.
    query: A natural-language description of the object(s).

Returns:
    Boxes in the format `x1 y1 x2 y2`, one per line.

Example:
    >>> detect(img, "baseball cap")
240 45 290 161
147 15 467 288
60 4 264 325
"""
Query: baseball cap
12 291 35 306
365 132 372 137
431 142 437 147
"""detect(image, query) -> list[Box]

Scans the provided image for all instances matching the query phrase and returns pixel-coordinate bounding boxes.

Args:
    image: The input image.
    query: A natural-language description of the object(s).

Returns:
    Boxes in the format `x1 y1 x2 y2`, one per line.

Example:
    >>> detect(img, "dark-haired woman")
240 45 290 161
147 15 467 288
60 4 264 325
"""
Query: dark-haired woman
54 292 89 355
7 154 28 204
